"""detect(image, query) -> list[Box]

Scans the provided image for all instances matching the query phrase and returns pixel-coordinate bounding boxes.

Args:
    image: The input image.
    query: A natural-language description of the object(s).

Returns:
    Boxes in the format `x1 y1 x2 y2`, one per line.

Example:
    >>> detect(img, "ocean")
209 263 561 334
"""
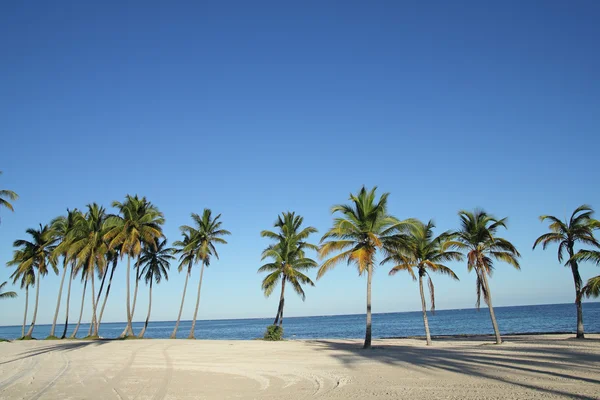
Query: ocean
1 302 598 340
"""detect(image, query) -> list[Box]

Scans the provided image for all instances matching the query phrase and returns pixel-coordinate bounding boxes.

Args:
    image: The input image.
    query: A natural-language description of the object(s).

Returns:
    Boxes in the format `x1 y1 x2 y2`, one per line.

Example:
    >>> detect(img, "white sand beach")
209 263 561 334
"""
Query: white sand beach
0 334 599 399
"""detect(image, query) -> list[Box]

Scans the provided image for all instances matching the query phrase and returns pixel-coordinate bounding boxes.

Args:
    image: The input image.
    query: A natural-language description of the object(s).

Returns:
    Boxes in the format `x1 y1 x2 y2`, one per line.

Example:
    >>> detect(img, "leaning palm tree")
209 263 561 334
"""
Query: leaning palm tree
9 267 34 338
69 204 109 337
48 208 81 339
138 238 173 338
0 170 18 224
105 195 164 338
318 186 414 349
180 209 230 339
0 281 17 299
259 212 318 328
533 206 599 339
7 224 58 338
454 209 520 344
382 220 462 345
171 231 195 339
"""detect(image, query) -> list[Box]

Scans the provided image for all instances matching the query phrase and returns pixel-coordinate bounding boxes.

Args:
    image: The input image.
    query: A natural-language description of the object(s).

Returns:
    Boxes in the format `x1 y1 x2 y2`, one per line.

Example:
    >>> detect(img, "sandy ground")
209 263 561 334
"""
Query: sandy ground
0 335 599 399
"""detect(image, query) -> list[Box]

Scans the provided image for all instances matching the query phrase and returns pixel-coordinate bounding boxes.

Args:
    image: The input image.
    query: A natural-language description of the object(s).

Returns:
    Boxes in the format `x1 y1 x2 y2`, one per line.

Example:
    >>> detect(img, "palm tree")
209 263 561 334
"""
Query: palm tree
576 250 600 299
454 209 520 344
9 266 34 338
532 206 599 339
105 195 164 338
7 224 58 338
138 238 173 338
318 186 413 349
0 170 18 224
171 231 194 339
69 204 108 337
179 209 230 339
382 220 462 345
96 247 119 332
0 281 17 299
259 212 318 328
48 209 81 338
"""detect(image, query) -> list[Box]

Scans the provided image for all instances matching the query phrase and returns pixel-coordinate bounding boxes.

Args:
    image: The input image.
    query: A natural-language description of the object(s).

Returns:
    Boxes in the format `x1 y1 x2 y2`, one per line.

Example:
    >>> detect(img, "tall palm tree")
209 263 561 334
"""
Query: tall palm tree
454 209 520 344
69 204 108 337
138 238 173 338
533 206 599 339
9 267 34 338
382 220 462 345
105 195 164 338
0 281 17 299
7 224 58 338
49 208 81 338
259 212 318 328
318 186 413 349
0 170 18 224
180 209 230 339
171 231 194 339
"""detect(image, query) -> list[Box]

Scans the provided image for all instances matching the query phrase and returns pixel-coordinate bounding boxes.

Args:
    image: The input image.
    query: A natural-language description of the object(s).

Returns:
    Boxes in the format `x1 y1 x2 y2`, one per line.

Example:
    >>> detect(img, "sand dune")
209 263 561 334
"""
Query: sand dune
0 334 599 399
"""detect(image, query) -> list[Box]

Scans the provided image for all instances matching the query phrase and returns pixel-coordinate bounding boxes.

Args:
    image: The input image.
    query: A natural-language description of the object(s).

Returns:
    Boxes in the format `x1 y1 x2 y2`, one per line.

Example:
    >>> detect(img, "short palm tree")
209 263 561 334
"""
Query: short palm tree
0 281 17 299
178 209 230 339
259 212 318 328
0 170 18 224
137 238 173 338
318 186 413 349
383 220 462 345
533 206 599 339
105 195 164 337
7 224 58 338
454 209 520 344
9 267 34 338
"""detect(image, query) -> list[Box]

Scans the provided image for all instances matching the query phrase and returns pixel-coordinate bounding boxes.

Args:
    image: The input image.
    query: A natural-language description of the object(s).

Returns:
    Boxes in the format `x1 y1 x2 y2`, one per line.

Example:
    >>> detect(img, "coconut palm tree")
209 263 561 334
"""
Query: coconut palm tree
49 208 81 338
0 170 18 224
137 238 173 338
7 224 58 338
105 195 164 338
259 212 318 328
179 209 230 339
318 186 414 349
382 220 462 345
9 267 34 338
532 206 599 339
171 231 194 339
0 282 17 299
454 209 520 344
69 204 109 338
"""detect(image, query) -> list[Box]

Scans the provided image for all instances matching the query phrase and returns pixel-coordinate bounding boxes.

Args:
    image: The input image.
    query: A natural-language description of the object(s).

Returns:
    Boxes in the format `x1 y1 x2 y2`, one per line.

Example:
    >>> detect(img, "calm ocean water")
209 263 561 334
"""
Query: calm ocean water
1 302 598 340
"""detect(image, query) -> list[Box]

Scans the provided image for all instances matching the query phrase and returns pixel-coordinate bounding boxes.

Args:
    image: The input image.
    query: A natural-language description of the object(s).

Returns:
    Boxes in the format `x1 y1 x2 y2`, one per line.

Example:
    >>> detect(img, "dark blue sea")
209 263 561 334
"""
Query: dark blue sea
1 302 598 340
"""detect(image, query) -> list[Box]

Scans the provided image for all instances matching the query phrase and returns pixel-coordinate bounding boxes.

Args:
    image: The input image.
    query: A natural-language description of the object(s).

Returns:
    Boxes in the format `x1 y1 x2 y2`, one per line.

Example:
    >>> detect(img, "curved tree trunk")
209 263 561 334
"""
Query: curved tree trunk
24 272 40 338
273 277 286 326
568 246 585 339
61 264 74 339
89 271 98 337
70 278 87 338
120 255 135 338
138 280 153 338
189 262 206 339
419 273 432 346
363 263 373 349
97 260 117 331
90 267 108 336
481 270 502 344
50 258 68 337
130 263 141 322
171 269 190 339
21 286 29 338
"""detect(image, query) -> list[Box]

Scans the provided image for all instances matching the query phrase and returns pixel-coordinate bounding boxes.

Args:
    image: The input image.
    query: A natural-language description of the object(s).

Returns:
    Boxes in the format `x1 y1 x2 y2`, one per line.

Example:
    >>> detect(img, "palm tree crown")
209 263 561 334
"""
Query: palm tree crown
140 238 174 285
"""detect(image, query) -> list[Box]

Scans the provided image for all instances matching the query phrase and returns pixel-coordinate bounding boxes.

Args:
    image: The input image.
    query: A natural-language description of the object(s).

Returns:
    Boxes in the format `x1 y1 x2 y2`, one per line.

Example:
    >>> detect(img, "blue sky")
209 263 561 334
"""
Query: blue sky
1 1 599 326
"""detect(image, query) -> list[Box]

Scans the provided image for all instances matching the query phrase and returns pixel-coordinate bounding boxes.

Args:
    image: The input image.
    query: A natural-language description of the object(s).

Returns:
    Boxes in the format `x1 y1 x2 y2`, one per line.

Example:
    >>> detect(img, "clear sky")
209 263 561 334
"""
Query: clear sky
1 1 599 326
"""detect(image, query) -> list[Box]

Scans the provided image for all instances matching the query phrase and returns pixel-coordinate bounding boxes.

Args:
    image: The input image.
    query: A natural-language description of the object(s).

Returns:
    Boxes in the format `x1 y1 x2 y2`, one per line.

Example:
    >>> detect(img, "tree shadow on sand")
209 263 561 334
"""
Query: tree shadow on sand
309 336 600 400
0 340 112 366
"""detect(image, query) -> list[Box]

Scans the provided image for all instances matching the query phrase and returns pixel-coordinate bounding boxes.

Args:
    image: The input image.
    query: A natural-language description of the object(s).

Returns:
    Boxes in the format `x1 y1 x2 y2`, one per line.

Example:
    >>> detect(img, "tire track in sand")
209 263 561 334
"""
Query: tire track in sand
150 344 174 400
0 357 39 393
28 352 70 400
99 343 154 399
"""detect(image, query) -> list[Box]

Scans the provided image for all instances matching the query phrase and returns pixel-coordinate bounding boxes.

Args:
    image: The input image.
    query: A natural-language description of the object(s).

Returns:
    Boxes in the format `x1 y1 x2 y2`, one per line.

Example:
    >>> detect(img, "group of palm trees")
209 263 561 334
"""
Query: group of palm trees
2 172 600 348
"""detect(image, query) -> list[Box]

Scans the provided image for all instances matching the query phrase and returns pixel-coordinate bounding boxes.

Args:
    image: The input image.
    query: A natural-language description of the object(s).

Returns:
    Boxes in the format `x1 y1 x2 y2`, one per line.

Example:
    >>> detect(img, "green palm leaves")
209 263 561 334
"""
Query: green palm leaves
0 282 17 299
259 212 318 328
0 170 18 223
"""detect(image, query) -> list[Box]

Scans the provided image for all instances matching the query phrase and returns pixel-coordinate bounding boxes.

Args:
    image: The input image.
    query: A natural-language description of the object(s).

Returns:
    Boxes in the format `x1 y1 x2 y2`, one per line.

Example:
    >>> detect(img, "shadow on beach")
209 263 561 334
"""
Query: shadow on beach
0 340 113 366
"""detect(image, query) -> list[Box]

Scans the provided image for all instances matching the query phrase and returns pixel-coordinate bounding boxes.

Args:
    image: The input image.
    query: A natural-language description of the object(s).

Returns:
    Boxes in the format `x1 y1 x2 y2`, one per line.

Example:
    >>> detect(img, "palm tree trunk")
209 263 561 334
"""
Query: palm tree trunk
273 277 286 326
419 273 432 346
171 269 190 339
568 247 585 339
188 262 206 339
130 263 141 321
481 270 502 344
97 260 117 331
363 263 373 349
21 286 29 338
120 255 135 338
70 278 87 338
24 272 40 338
138 280 153 338
61 264 74 339
50 258 68 338
89 271 98 337
89 267 108 336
